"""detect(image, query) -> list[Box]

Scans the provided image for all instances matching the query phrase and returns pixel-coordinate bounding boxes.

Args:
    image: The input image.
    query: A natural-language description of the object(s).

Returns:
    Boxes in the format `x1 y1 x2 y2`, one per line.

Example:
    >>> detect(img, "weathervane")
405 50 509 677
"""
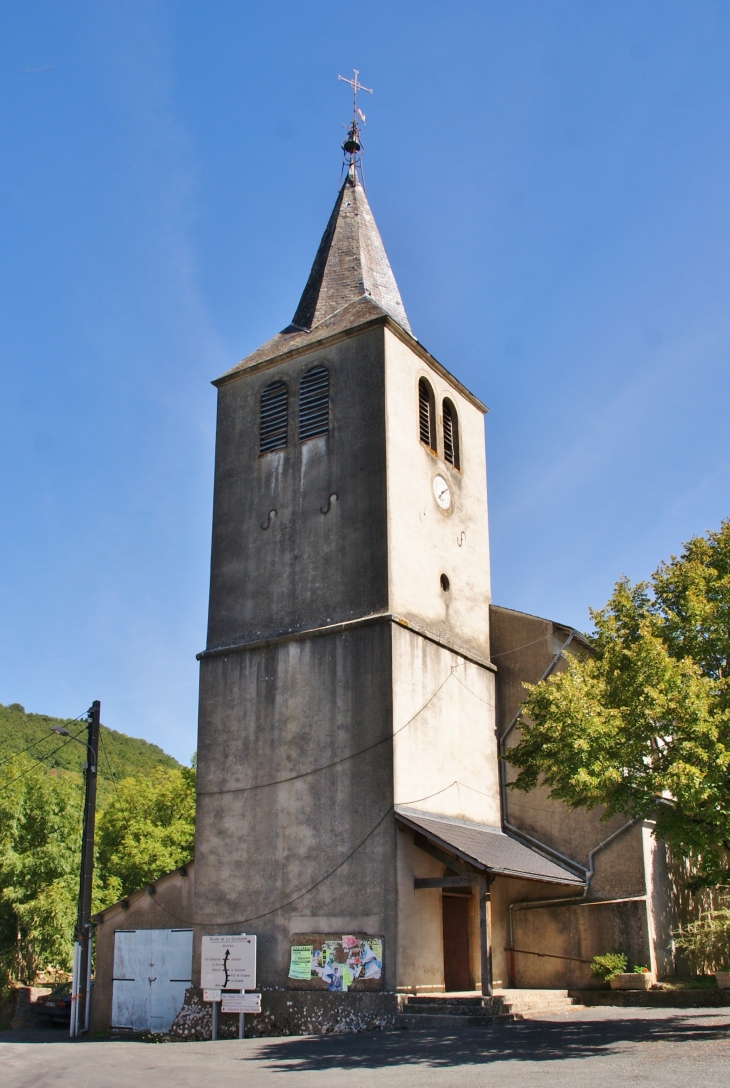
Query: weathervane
338 69 373 181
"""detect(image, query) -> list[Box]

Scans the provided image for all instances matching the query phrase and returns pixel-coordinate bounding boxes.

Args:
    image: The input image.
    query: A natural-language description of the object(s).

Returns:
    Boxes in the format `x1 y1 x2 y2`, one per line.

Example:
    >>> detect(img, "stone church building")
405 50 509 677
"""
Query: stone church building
91 154 674 1036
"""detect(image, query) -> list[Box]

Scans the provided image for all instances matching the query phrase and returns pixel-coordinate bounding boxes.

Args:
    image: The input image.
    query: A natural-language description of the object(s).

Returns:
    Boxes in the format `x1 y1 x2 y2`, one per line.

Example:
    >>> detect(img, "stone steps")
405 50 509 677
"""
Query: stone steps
396 990 582 1030
496 989 581 1017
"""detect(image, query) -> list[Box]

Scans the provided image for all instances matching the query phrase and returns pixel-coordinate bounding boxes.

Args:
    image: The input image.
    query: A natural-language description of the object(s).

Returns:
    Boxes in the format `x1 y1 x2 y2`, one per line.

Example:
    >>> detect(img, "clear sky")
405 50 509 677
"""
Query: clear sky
1 2 728 762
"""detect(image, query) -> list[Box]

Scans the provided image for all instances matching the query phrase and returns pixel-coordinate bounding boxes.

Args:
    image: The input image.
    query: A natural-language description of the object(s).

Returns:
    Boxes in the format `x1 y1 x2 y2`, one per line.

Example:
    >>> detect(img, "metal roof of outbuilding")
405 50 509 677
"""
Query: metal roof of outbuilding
395 808 585 886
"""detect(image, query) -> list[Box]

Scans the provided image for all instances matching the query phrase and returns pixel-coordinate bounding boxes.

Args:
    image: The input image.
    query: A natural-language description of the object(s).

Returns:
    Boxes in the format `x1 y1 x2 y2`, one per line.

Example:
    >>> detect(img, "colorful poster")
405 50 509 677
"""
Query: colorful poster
288 944 313 980
361 938 382 980
290 935 383 987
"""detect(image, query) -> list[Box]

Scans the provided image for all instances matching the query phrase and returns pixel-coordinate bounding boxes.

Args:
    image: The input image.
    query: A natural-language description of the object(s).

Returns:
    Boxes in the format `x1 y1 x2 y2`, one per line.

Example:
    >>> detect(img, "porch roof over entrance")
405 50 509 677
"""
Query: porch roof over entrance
395 808 585 886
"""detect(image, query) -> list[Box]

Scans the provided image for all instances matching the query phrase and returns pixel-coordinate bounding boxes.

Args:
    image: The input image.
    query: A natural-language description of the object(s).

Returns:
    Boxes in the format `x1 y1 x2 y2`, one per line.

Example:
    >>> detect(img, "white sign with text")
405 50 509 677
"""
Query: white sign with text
200 935 256 990
220 993 262 1014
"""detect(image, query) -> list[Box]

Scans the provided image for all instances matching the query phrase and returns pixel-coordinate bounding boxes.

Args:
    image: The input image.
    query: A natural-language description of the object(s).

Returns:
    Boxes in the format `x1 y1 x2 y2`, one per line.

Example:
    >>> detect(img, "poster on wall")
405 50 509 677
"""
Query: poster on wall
288 934 383 991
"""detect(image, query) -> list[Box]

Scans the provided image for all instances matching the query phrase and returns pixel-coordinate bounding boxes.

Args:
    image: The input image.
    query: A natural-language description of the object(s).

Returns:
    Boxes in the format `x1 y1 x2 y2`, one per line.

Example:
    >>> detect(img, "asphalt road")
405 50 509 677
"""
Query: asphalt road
1 1007 729 1088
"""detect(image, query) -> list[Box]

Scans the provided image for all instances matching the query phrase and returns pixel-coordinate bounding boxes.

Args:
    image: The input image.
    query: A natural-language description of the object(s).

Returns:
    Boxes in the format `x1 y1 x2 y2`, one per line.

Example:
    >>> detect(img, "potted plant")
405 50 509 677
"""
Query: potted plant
590 953 654 990
609 965 654 991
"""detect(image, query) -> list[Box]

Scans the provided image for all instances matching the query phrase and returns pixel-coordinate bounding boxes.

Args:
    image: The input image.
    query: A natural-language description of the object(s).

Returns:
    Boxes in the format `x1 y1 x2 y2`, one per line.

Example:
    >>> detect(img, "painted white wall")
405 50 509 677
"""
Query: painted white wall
396 830 445 993
383 329 491 659
391 625 499 825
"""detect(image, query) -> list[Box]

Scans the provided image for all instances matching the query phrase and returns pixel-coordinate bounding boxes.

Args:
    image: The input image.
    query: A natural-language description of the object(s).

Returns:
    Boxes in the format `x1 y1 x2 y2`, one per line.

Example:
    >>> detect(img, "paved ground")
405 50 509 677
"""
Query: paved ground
1 1007 729 1087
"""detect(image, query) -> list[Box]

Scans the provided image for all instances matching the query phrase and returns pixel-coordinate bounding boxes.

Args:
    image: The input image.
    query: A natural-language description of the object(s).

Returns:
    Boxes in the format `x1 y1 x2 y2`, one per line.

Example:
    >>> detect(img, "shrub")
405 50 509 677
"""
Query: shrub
590 952 627 981
674 904 730 973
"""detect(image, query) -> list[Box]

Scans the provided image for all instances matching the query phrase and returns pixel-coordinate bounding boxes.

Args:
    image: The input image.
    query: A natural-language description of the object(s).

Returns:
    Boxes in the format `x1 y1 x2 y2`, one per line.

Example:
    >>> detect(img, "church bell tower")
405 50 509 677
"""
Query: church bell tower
193 131 500 1005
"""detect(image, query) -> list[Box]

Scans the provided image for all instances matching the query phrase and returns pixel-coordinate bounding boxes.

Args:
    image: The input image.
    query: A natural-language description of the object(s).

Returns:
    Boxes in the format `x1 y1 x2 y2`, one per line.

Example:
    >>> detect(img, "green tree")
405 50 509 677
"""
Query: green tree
95 765 196 906
507 520 730 888
0 759 83 981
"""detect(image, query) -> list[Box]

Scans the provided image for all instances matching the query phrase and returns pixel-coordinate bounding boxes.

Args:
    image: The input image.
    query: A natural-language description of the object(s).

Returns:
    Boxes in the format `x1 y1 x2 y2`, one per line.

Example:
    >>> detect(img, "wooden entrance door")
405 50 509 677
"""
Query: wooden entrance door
442 894 471 991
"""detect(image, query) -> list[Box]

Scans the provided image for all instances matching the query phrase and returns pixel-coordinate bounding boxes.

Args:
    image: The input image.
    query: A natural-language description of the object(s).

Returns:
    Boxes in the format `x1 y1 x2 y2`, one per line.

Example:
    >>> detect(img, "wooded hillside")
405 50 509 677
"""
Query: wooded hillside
0 701 180 800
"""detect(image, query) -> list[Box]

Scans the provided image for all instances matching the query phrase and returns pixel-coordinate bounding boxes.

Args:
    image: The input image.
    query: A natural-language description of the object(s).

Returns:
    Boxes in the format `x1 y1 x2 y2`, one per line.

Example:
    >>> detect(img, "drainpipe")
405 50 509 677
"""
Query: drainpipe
507 818 638 987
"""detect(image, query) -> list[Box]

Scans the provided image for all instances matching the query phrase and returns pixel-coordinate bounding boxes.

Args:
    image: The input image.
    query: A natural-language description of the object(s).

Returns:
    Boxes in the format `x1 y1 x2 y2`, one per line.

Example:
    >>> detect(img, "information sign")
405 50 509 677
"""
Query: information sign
201 934 257 990
203 989 221 1003
220 993 262 1014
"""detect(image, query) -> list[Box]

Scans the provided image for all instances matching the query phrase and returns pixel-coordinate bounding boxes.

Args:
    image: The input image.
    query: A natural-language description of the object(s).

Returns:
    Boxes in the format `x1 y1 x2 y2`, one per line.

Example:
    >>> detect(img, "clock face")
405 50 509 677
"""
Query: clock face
432 474 452 510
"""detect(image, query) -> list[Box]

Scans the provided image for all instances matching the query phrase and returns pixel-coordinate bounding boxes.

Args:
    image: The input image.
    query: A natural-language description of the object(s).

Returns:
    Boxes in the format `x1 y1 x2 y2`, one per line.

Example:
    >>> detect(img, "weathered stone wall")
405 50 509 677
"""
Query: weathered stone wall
10 987 52 1029
206 326 388 650
170 987 400 1039
194 621 398 991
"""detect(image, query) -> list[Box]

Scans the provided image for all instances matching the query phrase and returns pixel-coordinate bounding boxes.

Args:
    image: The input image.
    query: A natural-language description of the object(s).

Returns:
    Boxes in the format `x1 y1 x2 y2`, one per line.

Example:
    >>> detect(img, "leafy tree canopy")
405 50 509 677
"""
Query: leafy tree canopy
0 758 82 981
507 520 730 889
95 765 196 907
0 755 195 983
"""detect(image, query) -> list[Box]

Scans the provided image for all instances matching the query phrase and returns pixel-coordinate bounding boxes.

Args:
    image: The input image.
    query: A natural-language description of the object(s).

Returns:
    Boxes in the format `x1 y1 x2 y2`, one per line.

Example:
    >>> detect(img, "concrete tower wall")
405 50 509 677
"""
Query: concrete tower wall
206 326 389 649
196 325 401 990
383 329 491 659
194 623 398 990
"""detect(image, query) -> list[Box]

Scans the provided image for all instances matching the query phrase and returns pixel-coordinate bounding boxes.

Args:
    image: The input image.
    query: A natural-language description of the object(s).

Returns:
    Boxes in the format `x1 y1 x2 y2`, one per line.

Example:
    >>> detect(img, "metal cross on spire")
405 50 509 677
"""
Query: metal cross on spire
337 69 373 180
338 68 373 122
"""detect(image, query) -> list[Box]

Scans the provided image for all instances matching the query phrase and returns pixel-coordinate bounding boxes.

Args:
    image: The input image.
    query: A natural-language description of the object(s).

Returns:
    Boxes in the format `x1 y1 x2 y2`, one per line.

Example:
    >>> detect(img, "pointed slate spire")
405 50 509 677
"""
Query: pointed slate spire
292 169 412 334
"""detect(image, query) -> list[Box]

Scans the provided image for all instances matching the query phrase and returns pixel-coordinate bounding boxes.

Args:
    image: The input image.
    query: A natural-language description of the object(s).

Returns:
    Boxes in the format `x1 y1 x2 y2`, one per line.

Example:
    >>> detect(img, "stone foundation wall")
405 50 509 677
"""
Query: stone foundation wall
170 988 401 1039
11 986 52 1029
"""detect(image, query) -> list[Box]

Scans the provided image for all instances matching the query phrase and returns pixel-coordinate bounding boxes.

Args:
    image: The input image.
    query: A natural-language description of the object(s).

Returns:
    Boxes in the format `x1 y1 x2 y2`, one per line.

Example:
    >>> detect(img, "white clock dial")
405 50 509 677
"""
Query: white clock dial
432 474 452 510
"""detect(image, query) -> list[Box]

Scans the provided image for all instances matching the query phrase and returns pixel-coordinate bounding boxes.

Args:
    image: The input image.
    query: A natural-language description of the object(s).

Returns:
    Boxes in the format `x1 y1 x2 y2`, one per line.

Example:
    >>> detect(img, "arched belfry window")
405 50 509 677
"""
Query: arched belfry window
299 365 330 441
442 398 460 470
418 378 437 453
259 380 288 454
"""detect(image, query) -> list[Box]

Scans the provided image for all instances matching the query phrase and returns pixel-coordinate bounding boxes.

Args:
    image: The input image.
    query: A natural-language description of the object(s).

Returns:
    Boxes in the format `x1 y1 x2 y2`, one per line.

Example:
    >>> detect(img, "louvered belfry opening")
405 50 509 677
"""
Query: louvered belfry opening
259 380 289 454
443 398 460 469
299 365 330 441
418 378 437 452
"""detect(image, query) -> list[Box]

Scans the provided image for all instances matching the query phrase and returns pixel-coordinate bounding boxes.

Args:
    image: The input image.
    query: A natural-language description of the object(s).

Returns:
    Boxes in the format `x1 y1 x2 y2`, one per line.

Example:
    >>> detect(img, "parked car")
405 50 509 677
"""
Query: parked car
34 985 72 1025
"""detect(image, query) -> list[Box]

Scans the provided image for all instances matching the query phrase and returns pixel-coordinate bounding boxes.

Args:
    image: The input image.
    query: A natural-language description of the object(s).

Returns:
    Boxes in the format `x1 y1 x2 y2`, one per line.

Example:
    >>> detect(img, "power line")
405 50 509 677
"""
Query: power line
143 804 394 930
110 783 504 931
0 728 88 797
0 711 88 771
197 663 470 799
98 730 121 800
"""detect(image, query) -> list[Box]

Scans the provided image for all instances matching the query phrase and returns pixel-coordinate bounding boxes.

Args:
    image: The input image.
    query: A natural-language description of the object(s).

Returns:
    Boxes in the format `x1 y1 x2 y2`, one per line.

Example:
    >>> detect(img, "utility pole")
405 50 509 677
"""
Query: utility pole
70 700 100 1037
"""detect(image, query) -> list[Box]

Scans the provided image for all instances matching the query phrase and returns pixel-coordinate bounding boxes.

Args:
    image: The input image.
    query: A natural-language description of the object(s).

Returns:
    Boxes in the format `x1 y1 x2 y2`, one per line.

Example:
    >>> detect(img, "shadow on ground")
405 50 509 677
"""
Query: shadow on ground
245 1014 730 1071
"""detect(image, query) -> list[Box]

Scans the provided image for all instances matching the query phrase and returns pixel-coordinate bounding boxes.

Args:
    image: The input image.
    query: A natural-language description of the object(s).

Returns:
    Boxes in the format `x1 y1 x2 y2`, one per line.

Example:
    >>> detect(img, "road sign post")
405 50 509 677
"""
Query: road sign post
201 936 258 1040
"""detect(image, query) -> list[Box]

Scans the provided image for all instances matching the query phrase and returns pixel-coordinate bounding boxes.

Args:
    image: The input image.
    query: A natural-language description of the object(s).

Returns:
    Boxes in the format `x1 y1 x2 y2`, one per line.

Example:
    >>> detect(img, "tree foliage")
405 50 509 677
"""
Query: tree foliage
95 766 196 906
0 702 180 803
674 900 730 973
507 521 730 888
0 756 195 983
0 760 82 981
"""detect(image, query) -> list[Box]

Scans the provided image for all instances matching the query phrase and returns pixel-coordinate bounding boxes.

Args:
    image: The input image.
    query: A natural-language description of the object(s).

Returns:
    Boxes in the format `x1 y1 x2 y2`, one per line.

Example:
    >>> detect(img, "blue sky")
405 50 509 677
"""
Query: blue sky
1 2 728 762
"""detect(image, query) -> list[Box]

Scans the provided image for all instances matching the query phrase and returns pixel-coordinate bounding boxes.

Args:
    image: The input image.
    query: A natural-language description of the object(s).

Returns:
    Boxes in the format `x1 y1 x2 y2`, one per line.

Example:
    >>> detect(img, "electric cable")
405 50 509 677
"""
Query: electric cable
138 803 394 929
98 729 121 800
197 663 472 799
0 711 88 771
110 780 506 930
0 728 88 797
489 633 555 660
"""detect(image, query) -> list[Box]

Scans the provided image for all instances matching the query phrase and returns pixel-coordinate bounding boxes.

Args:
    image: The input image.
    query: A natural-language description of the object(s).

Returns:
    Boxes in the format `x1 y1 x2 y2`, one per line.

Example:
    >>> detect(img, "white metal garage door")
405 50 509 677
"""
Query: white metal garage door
112 928 193 1033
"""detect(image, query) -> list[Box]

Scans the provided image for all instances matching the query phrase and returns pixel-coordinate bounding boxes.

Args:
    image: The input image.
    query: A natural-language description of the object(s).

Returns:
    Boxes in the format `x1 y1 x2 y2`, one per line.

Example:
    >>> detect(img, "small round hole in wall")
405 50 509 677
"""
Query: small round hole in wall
440 573 450 592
